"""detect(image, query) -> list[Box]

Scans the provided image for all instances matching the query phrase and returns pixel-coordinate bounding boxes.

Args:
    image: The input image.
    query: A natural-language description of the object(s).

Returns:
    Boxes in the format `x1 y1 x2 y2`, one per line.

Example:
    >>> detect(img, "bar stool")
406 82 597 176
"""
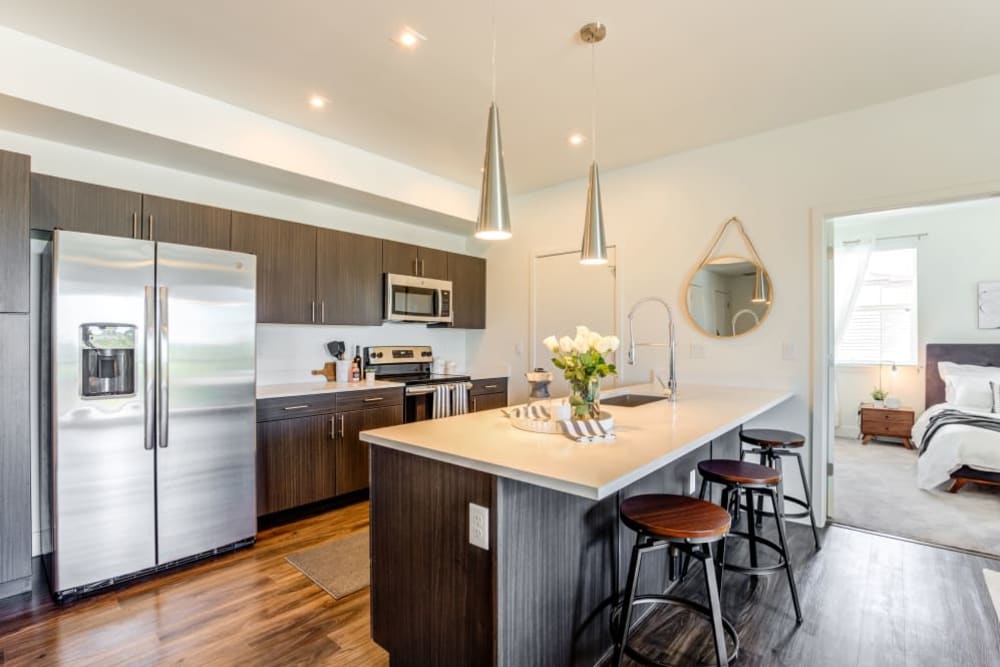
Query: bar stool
739 428 821 550
613 494 739 667
697 459 803 625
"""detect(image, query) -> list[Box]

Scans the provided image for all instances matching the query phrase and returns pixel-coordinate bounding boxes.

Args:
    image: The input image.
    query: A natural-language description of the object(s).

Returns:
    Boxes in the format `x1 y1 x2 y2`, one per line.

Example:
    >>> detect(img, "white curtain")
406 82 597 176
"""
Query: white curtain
832 238 873 427
833 239 874 348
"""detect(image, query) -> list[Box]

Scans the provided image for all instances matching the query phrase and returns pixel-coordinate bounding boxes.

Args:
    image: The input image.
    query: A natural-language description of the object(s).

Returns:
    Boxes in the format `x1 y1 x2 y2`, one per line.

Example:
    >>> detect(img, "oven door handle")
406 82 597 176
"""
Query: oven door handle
406 385 437 396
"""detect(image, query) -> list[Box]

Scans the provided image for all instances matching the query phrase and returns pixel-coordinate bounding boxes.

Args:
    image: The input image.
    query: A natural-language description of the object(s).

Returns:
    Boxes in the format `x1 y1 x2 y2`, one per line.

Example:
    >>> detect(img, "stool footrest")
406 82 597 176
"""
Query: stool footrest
741 494 812 520
721 529 788 574
612 595 739 667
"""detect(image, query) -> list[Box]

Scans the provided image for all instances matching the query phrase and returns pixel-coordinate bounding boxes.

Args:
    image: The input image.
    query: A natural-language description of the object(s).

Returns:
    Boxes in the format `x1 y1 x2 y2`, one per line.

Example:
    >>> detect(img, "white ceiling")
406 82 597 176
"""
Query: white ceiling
2 1 1000 193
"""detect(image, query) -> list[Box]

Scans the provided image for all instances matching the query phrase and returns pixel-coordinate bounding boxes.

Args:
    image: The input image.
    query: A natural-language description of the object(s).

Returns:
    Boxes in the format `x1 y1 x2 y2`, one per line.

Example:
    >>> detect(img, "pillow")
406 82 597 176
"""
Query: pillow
946 375 994 411
992 380 1000 414
939 361 1000 380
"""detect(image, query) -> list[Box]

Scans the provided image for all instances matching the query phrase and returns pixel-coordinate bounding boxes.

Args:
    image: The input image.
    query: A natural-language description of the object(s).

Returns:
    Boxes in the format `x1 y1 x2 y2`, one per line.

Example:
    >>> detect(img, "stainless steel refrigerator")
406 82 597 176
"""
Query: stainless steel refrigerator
49 230 257 598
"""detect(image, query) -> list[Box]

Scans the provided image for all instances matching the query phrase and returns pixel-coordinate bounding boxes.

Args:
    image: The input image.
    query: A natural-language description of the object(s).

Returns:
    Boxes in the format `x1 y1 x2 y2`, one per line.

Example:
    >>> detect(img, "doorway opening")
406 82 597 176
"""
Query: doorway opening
824 196 1000 557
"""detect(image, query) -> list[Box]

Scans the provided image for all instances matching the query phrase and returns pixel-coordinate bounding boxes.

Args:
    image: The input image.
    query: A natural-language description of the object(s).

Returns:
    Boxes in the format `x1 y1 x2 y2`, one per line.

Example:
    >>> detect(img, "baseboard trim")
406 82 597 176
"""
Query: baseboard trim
0 574 32 600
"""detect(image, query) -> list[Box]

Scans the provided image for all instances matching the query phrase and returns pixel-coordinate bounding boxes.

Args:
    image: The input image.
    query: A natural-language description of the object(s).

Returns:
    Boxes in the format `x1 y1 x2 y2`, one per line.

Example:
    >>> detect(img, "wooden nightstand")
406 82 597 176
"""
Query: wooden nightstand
859 403 916 449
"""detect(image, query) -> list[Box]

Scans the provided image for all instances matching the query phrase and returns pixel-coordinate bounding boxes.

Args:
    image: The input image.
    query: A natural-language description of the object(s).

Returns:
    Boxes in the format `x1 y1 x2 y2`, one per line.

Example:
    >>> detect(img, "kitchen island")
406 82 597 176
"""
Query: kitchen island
360 383 793 666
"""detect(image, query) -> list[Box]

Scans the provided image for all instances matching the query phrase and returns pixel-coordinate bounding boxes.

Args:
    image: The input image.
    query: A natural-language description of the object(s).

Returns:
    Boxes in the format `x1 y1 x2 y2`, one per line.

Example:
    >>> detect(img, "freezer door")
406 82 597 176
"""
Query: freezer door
155 242 257 563
51 231 157 592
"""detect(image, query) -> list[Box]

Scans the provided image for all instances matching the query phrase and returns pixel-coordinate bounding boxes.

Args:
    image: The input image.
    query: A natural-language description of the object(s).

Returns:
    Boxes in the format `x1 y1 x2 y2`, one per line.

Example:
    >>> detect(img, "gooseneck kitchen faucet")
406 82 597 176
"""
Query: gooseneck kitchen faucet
627 297 678 401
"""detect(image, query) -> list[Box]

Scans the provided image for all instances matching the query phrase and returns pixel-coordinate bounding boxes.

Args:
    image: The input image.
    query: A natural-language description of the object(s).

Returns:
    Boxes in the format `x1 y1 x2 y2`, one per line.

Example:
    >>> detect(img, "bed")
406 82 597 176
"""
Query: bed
916 344 1000 492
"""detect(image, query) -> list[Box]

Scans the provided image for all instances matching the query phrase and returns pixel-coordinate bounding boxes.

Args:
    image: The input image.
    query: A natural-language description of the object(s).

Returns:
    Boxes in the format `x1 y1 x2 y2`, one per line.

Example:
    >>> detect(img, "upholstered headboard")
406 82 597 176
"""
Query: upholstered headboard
925 344 1000 407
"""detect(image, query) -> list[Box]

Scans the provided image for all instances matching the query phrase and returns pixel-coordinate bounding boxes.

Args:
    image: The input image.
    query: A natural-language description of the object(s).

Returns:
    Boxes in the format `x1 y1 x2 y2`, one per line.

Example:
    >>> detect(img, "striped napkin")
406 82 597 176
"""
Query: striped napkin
560 419 616 444
504 404 551 420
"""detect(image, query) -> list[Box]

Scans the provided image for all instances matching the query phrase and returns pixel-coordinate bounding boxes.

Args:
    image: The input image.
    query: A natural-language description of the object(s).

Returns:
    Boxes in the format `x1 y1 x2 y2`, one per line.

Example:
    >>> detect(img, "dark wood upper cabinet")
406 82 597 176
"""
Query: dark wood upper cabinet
383 240 449 280
231 211 317 324
0 151 30 314
448 253 486 329
141 194 231 250
256 414 337 516
316 228 383 326
418 247 449 280
30 173 141 239
335 404 403 496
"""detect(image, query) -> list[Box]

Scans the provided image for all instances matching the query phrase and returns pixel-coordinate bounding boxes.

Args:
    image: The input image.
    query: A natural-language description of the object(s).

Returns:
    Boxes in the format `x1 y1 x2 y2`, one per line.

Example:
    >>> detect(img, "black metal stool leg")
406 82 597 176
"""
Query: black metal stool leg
768 490 803 624
701 543 730 667
613 539 644 666
772 453 785 524
790 450 822 550
755 450 768 528
744 487 759 572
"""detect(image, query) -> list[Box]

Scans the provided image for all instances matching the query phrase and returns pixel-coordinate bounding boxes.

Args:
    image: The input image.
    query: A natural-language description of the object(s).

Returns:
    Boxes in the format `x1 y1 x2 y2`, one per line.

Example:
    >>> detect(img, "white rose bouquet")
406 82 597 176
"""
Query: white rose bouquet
542 326 619 419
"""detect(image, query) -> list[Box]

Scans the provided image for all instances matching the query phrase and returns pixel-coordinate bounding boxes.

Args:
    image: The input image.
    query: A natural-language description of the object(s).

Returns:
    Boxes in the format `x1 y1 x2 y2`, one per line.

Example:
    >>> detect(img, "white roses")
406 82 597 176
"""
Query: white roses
543 325 619 356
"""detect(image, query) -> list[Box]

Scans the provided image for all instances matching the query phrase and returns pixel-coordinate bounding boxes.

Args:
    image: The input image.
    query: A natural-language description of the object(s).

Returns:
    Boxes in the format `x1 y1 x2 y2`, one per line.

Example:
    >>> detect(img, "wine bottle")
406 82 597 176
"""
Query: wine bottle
352 346 362 382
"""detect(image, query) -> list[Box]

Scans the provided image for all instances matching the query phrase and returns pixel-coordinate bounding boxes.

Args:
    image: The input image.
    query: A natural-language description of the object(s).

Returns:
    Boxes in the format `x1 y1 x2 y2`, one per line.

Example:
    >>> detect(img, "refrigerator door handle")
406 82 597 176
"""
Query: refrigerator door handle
158 285 170 448
144 286 156 450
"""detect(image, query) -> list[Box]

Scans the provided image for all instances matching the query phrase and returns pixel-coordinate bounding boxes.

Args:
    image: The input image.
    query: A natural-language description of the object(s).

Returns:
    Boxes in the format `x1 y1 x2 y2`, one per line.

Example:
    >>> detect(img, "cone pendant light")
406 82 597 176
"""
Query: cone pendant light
474 1 512 240
751 267 769 303
579 22 608 265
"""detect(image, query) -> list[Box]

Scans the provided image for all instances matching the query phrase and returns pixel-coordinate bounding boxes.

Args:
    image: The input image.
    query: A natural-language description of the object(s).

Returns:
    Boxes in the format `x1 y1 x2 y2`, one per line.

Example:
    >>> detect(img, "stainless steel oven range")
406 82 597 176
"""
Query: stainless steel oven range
363 345 471 422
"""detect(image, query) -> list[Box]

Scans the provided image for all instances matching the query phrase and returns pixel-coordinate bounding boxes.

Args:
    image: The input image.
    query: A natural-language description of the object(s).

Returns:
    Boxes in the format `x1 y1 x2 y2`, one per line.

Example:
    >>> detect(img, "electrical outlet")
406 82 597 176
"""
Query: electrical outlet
689 469 697 495
469 503 489 550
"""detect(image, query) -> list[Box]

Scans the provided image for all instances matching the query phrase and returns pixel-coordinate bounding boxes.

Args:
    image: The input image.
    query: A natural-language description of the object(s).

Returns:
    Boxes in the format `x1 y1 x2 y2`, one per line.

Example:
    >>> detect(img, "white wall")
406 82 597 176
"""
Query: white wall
469 73 1000 504
833 198 1000 434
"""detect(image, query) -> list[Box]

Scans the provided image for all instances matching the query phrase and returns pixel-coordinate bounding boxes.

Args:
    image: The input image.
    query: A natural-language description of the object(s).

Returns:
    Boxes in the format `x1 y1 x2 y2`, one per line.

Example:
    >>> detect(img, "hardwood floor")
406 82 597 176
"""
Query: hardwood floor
618 519 1000 667
2 501 998 666
0 501 387 666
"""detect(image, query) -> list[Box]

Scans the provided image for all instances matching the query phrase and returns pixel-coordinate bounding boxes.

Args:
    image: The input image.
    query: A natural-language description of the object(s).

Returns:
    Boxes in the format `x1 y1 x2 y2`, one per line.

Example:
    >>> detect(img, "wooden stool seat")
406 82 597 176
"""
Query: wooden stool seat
739 428 805 449
698 459 780 486
620 494 731 542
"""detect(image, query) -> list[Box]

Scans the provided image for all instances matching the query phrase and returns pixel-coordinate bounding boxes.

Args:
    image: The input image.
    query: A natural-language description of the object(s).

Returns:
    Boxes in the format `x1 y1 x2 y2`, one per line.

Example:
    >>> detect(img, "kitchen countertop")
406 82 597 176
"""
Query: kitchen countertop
256 379 404 400
361 383 793 500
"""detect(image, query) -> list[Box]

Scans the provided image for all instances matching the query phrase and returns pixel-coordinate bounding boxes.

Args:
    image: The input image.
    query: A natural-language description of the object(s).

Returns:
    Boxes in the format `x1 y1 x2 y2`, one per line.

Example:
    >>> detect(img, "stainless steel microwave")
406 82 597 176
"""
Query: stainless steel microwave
384 273 453 324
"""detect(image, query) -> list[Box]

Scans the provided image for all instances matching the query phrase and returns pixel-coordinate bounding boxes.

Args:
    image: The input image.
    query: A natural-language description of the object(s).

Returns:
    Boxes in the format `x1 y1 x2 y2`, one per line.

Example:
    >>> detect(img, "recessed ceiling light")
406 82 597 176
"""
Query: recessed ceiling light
569 133 586 146
309 95 327 109
394 27 426 48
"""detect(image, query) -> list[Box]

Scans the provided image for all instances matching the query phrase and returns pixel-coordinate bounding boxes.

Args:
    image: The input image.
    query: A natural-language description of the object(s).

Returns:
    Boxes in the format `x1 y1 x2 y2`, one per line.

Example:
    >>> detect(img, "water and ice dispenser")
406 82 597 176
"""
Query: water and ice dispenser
80 324 136 398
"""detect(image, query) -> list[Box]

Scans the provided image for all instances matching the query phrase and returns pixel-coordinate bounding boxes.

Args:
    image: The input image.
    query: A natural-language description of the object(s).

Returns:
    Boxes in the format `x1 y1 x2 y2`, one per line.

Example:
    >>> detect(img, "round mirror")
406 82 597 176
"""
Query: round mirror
685 256 772 337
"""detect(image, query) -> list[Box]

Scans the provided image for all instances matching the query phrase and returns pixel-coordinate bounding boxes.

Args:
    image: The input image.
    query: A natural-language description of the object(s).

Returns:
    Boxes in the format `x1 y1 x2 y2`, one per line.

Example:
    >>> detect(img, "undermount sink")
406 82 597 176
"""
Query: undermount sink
602 394 668 407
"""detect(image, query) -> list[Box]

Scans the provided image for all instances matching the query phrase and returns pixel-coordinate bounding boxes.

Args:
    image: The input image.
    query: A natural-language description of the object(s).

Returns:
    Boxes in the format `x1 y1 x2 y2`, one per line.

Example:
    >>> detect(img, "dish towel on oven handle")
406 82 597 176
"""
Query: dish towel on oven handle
452 383 469 415
560 418 616 444
433 383 451 419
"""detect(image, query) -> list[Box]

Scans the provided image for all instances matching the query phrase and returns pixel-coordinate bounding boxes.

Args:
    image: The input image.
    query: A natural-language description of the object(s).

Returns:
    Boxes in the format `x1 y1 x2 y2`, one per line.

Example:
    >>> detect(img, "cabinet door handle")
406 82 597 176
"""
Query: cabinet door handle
330 416 336 440
321 301 325 323
420 258 425 276
363 396 384 403
148 214 154 240
282 404 310 411
483 384 498 390
339 414 346 438
311 301 316 323
413 257 419 276
132 212 138 239
473 397 478 412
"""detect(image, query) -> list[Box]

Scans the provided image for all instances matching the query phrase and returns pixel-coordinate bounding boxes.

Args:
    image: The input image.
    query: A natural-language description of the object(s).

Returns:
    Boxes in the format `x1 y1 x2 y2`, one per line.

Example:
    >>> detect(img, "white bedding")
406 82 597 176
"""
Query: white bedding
914 403 1000 490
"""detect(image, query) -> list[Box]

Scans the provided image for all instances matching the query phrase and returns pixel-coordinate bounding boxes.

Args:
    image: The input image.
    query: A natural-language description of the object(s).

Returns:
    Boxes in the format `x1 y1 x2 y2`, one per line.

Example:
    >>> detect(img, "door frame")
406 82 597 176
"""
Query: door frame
529 244 622 383
810 180 1000 524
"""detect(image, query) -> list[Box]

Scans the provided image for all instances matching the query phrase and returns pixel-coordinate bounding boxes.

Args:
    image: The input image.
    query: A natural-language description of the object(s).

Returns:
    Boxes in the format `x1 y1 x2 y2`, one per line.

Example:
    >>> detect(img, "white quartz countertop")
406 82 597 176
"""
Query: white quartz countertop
361 383 793 500
257 380 404 400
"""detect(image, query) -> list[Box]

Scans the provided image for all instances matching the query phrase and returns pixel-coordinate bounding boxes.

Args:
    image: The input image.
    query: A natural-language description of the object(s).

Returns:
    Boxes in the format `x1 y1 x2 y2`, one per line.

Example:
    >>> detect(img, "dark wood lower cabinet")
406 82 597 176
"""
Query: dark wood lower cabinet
471 378 508 413
335 404 403 495
0 314 32 598
472 392 507 412
256 414 336 516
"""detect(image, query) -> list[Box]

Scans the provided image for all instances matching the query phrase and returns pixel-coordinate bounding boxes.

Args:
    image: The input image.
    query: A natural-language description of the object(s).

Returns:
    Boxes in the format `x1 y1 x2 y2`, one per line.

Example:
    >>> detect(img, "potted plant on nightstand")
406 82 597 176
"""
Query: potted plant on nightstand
871 386 888 408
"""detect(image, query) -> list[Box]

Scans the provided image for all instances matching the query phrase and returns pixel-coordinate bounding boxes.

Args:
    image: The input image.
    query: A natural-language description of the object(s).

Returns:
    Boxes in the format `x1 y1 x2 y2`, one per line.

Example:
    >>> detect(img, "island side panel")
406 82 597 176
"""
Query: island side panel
496 478 619 667
369 445 497 667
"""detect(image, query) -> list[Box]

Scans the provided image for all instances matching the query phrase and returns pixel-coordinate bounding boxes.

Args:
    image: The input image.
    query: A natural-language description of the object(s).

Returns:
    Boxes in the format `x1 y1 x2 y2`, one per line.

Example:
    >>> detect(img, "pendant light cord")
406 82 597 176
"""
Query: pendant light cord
491 0 497 102
591 39 597 162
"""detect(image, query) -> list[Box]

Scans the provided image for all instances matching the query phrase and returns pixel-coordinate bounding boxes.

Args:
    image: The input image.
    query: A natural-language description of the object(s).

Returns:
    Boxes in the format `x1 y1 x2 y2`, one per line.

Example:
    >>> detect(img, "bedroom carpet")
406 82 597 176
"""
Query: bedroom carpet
832 437 1000 556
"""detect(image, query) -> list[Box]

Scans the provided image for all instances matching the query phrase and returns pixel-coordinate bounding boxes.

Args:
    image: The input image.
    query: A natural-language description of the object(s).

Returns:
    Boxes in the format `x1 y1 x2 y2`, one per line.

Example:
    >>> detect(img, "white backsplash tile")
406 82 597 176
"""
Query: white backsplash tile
256 323 468 386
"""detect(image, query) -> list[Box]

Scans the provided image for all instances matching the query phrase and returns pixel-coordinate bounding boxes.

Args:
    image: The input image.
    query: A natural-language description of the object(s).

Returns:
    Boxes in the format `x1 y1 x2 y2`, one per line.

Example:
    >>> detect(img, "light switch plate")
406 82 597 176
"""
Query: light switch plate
469 503 489 550
689 469 698 495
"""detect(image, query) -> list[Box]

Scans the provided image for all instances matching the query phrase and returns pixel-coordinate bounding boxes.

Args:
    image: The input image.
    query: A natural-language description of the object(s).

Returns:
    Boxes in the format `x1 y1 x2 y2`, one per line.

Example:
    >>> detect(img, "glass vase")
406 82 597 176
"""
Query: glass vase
570 376 602 420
